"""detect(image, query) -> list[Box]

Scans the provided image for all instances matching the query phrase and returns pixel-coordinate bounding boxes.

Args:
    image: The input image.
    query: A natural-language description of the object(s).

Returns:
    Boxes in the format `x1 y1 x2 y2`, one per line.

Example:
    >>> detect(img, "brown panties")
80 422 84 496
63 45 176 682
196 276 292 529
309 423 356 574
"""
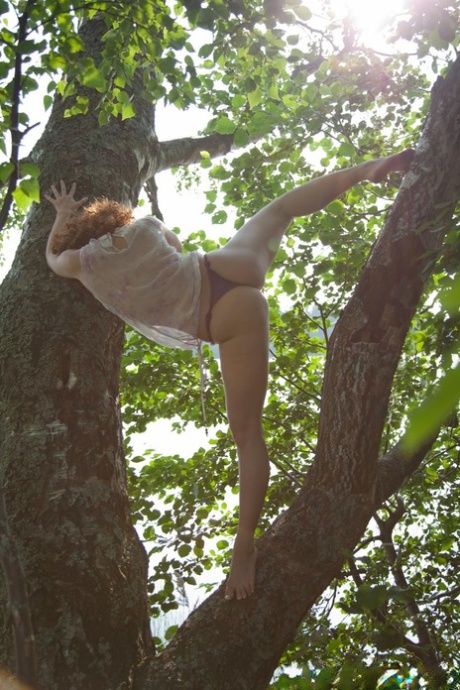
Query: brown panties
204 255 240 344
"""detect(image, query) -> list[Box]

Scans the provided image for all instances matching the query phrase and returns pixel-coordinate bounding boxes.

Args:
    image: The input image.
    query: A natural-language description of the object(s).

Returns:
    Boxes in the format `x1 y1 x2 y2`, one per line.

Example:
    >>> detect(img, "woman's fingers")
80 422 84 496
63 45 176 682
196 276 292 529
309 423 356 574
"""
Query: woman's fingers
47 181 85 204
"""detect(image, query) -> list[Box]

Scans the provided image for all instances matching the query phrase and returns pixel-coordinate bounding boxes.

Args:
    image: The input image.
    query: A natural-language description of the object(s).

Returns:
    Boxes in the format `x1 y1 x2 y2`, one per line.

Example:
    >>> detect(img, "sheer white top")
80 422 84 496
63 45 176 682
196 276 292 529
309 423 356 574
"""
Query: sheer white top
79 216 201 349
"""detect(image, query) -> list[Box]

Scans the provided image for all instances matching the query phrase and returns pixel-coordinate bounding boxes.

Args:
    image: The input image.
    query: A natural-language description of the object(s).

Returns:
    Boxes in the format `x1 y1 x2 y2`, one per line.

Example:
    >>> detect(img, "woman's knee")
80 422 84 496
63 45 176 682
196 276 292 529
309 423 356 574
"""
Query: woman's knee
227 416 265 450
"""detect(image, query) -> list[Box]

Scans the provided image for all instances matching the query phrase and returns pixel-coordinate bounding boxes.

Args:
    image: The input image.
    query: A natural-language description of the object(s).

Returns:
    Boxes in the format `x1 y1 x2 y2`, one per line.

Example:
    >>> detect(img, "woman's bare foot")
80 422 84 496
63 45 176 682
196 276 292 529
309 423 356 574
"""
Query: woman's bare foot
367 148 415 183
224 534 258 601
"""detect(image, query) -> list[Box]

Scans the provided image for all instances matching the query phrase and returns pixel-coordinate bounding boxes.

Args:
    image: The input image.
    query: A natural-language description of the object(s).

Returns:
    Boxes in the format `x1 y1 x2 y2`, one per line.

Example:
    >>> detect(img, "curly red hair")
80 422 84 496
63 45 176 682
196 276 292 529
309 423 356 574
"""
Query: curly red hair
51 198 135 254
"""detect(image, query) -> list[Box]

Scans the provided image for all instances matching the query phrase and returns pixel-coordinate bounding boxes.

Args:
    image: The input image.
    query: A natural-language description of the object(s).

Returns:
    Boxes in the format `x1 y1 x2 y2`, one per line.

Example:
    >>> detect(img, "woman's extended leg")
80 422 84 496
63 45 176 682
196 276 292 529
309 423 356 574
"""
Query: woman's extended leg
207 149 414 287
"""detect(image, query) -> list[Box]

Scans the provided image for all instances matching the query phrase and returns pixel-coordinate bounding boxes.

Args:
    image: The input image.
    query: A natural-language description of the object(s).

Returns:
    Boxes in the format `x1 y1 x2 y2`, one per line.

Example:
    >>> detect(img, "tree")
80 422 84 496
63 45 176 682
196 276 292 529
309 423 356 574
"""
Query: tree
0 1 459 689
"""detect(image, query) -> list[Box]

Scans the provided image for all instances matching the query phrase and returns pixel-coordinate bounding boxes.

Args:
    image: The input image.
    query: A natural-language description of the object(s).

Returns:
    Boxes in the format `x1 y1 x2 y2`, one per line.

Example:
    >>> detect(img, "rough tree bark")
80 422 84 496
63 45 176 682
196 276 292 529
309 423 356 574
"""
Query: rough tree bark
0 12 459 690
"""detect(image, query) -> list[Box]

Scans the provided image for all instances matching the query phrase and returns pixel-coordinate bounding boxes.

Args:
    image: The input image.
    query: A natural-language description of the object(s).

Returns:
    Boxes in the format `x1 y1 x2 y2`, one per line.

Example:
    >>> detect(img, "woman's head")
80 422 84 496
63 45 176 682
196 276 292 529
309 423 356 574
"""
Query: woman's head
51 198 134 254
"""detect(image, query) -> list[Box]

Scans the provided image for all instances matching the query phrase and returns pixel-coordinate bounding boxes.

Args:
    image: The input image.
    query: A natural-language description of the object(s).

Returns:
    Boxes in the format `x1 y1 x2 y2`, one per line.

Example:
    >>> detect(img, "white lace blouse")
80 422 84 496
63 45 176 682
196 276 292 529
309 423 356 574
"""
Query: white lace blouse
79 216 202 349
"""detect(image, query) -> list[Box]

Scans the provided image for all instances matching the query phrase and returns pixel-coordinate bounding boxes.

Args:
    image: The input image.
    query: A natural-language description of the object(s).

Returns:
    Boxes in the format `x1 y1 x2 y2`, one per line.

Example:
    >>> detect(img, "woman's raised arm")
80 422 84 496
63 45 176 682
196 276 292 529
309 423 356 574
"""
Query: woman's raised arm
45 181 87 279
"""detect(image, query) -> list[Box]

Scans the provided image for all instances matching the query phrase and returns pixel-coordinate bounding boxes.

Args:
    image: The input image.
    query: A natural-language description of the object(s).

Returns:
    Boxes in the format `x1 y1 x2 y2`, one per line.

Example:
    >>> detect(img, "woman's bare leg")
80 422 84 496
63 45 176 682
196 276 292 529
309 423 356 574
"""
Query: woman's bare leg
204 287 270 600
197 149 414 599
207 149 414 287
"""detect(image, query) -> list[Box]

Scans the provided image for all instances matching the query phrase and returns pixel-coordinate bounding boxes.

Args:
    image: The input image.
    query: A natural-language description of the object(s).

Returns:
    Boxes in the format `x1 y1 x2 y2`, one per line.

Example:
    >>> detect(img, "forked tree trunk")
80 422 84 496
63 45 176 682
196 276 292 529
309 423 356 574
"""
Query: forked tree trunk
0 11 459 690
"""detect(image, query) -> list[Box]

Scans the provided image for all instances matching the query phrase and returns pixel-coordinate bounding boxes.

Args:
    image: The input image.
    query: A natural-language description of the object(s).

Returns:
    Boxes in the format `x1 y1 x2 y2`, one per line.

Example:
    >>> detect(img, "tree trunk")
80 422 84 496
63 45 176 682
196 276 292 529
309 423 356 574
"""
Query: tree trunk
0 16 157 690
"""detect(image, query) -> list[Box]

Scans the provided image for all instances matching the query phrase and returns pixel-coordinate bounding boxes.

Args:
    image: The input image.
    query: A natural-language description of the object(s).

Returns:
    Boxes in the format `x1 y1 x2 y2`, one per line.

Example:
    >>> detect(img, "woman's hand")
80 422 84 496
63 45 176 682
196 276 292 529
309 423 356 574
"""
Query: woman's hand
45 181 87 279
45 180 87 216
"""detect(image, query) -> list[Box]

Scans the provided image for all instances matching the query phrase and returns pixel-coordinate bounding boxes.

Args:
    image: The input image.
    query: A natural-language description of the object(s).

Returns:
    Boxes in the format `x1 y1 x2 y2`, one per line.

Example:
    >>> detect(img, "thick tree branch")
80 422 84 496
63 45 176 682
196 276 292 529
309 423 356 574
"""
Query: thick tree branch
0 16 154 688
156 133 235 172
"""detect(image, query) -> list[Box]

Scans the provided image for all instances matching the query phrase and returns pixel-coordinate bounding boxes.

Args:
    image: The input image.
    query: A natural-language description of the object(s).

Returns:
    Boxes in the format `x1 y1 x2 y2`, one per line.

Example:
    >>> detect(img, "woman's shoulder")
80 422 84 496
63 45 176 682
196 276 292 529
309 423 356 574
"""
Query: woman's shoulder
81 216 172 262
122 216 165 231
113 216 166 242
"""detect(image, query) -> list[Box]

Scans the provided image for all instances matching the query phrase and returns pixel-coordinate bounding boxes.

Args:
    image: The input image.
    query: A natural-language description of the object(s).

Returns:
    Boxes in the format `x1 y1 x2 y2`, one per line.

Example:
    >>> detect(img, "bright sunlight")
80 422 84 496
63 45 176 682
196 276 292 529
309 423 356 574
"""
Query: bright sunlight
330 0 408 44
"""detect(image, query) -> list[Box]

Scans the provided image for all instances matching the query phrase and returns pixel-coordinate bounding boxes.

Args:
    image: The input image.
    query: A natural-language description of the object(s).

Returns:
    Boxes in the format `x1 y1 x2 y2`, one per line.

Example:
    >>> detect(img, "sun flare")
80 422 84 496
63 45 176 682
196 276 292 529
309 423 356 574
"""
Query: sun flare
331 0 407 44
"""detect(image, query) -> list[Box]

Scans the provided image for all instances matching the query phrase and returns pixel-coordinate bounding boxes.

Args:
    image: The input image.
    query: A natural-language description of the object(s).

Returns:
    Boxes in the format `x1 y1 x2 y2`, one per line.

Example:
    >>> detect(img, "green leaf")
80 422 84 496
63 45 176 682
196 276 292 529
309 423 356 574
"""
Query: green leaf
0 162 14 183
20 177 40 203
178 544 192 557
372 627 403 651
355 584 388 611
196 508 208 521
121 102 136 120
441 275 460 313
292 5 312 21
403 365 460 451
16 39 38 55
65 35 84 53
214 116 236 135
233 128 249 147
338 141 356 157
326 199 344 216
247 111 276 137
20 163 40 178
164 624 178 640
12 186 32 212
212 210 228 224
198 44 214 58
282 278 297 295
232 94 246 108
80 65 107 91
248 88 262 109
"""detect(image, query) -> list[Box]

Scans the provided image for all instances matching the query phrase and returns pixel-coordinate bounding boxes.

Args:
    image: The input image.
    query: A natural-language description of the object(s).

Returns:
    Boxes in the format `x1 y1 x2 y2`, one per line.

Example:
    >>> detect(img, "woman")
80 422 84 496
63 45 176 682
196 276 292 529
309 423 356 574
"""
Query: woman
45 149 414 600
